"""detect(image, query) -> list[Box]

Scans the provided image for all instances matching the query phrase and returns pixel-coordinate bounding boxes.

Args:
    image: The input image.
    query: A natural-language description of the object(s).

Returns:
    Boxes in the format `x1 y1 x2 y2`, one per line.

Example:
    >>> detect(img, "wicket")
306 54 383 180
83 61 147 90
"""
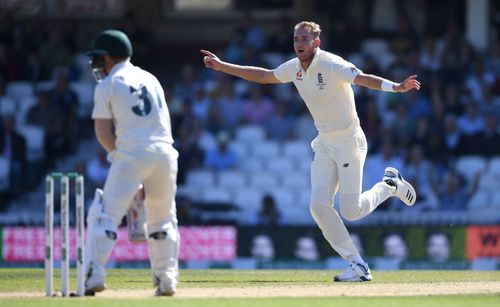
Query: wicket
45 172 85 297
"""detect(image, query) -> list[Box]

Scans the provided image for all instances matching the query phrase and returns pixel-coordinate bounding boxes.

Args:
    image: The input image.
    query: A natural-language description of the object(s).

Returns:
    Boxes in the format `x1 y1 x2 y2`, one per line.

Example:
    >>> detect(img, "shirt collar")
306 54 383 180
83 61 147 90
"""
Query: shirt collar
108 60 132 76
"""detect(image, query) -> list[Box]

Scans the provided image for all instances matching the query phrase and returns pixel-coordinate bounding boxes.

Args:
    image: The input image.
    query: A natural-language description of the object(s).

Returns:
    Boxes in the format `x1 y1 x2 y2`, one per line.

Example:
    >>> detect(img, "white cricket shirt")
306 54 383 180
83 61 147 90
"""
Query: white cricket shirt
274 48 361 133
92 61 174 153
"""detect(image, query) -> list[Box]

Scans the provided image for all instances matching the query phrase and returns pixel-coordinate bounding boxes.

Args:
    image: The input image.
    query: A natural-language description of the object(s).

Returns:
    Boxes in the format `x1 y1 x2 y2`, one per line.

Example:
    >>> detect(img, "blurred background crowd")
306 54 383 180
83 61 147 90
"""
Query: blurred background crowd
0 0 499 228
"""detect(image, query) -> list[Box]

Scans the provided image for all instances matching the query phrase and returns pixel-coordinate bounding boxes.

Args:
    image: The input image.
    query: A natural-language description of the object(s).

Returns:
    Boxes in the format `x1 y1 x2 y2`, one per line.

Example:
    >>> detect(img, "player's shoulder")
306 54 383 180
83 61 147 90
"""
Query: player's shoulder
133 65 160 85
94 75 112 94
319 49 347 64
277 56 299 71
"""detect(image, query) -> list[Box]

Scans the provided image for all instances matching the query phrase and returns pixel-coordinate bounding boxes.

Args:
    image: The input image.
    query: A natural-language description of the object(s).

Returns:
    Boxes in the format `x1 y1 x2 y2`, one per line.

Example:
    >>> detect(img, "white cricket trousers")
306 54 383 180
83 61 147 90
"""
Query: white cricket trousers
309 124 393 259
103 146 179 226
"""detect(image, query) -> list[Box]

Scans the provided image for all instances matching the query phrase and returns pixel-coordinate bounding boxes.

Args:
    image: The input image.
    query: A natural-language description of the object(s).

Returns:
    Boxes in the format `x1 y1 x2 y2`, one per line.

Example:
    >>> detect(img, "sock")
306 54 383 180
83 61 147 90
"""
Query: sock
350 255 364 264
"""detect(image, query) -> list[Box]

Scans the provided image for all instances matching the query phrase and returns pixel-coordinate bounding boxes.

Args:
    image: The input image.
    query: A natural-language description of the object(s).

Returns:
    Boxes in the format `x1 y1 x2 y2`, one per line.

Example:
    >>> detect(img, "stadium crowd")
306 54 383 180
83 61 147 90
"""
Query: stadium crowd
0 3 499 224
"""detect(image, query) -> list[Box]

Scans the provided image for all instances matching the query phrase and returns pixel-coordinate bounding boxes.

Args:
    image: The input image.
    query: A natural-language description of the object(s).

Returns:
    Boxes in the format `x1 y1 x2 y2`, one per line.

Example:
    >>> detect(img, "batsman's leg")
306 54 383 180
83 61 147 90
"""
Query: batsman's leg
143 152 179 296
83 189 118 295
146 220 180 296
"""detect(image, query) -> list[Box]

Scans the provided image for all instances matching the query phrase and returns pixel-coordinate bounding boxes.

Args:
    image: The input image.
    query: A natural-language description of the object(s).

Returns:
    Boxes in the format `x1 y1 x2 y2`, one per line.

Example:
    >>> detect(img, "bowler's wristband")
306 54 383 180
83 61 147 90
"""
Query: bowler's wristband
381 80 397 92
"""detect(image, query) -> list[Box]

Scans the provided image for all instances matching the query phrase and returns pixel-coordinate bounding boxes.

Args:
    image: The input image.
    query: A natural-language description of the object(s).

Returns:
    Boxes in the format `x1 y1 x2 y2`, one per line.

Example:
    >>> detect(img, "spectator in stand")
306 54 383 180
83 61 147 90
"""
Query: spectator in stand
265 100 295 141
85 147 110 191
478 115 500 157
359 99 381 142
443 114 462 156
420 35 442 72
389 15 419 55
456 102 486 155
479 85 500 121
428 100 446 135
442 82 464 116
171 99 196 140
293 105 317 142
0 76 15 116
176 196 200 225
364 140 404 193
191 83 212 122
174 125 203 185
0 44 13 81
22 50 50 85
0 114 26 200
26 91 64 165
236 12 265 51
457 101 485 136
390 103 413 149
465 59 496 102
205 103 229 136
243 85 274 125
172 64 198 103
216 82 245 130
486 40 500 77
203 131 236 172
49 68 79 154
438 172 472 211
328 19 359 57
250 194 282 226
39 29 72 72
266 14 293 55
404 144 437 193
224 30 245 64
406 91 432 121
370 0 398 34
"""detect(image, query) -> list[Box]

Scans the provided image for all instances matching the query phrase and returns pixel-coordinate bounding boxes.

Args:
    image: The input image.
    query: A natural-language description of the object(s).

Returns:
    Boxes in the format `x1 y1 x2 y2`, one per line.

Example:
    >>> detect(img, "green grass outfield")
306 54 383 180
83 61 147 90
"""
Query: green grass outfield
0 269 499 306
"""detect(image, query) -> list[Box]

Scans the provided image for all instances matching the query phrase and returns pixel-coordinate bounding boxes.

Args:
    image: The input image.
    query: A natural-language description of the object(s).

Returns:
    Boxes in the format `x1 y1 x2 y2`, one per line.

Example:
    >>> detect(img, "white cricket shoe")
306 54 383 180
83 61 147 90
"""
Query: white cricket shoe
84 268 106 296
383 167 416 206
154 275 177 296
334 261 373 282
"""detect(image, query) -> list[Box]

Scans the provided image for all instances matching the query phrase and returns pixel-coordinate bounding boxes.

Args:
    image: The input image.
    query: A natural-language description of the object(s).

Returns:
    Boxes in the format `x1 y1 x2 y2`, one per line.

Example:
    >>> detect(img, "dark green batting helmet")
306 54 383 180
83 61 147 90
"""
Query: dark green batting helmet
87 29 133 81
88 29 133 58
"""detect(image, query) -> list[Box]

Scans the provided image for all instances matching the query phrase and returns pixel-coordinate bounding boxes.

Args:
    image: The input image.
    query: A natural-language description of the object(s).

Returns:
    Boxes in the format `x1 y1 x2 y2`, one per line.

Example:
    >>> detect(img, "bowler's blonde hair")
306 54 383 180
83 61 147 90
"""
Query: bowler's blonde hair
294 21 322 39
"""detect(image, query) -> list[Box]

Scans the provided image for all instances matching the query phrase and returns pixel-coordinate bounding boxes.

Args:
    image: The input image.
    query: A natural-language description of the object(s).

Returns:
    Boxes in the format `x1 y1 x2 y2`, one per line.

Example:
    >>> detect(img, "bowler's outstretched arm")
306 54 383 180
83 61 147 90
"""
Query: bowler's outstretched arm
201 49 281 84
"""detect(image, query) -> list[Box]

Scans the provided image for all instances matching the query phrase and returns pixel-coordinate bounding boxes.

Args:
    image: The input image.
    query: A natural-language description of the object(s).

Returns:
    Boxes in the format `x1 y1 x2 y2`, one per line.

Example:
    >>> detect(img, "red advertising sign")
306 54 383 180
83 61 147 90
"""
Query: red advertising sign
2 226 236 262
466 225 500 259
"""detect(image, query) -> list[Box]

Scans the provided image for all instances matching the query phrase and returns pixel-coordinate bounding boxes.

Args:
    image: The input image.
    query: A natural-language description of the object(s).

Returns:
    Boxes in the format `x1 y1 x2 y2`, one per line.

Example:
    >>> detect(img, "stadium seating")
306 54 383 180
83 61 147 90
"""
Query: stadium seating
6 81 33 102
487 157 500 176
233 188 263 214
248 172 279 192
266 157 294 173
185 169 216 188
467 191 490 209
281 171 309 190
252 141 280 161
235 125 266 144
70 81 94 118
218 170 247 189
201 187 232 203
17 125 45 162
455 156 487 179
228 141 249 160
283 140 311 160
